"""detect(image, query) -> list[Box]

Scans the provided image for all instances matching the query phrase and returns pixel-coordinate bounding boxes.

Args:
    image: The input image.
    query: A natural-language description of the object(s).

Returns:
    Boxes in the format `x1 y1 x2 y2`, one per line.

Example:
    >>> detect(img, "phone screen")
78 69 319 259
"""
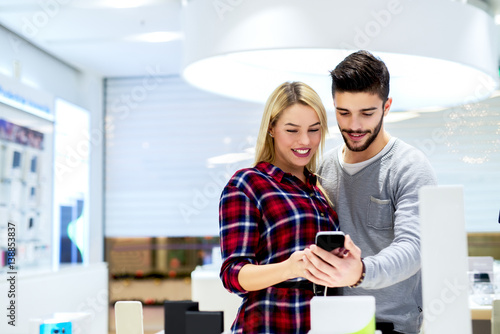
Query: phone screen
315 232 345 252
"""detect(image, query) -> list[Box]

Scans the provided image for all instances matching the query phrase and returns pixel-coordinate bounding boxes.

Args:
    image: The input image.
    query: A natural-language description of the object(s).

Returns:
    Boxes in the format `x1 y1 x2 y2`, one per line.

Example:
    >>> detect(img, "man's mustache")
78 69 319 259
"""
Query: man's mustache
341 130 371 134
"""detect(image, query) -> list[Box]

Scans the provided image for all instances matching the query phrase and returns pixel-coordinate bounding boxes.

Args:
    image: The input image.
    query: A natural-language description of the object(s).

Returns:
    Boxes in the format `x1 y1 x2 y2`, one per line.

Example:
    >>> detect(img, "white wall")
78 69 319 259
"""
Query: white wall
78 72 104 265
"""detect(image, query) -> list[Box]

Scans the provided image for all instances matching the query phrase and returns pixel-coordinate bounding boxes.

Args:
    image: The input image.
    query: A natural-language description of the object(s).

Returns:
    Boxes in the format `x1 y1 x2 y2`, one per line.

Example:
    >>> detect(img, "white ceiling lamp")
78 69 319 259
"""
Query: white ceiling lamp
182 0 499 111
124 31 184 43
90 0 160 8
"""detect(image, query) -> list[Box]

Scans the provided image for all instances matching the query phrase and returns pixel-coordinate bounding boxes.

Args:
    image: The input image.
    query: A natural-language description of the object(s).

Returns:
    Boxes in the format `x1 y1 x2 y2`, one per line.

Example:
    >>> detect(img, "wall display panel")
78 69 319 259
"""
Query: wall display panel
0 103 53 270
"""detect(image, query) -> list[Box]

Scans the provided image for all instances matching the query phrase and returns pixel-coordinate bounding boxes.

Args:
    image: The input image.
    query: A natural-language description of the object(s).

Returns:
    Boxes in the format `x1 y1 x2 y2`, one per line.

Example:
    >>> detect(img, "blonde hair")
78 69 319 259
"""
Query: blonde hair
254 81 329 174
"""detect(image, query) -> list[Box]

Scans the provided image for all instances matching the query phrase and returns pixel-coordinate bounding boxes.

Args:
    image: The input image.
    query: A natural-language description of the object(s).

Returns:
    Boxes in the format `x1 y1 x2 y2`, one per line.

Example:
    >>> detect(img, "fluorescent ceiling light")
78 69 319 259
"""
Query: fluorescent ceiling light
207 147 255 167
98 0 153 8
182 0 498 112
70 0 164 8
488 90 500 99
0 66 10 77
124 31 183 43
385 111 420 123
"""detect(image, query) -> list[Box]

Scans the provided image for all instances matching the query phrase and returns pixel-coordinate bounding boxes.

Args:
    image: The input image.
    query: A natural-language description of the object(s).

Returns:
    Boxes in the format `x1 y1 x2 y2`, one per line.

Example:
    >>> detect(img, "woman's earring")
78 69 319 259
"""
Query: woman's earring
268 132 273 137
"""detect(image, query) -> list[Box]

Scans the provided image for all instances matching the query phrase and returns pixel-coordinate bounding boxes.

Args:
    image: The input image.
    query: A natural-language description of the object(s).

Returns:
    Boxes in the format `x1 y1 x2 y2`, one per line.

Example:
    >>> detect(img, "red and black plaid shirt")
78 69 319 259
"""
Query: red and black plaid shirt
219 162 339 333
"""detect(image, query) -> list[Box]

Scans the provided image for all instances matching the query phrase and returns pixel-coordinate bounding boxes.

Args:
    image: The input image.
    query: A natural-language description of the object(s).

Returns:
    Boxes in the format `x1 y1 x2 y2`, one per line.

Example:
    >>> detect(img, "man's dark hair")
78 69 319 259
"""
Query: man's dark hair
330 50 390 101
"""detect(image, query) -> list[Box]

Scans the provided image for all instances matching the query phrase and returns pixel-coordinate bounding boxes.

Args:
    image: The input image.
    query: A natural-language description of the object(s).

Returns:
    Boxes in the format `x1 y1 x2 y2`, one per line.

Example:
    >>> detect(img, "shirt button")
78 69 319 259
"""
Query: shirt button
309 193 315 197
320 212 325 217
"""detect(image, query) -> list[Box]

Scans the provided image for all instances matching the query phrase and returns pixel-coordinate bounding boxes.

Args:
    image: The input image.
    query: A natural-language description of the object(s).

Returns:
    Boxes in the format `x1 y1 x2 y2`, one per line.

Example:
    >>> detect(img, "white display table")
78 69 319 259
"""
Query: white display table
191 264 242 333
0 262 108 334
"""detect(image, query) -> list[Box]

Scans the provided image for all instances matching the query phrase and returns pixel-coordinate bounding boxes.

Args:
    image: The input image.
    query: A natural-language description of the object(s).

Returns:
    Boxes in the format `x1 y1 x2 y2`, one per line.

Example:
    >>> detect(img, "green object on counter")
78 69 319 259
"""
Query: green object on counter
350 315 375 334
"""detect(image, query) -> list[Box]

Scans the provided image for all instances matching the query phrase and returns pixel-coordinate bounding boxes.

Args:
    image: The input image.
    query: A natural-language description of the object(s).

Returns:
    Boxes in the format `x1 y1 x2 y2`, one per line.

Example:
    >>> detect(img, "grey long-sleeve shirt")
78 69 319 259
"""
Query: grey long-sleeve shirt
318 138 437 334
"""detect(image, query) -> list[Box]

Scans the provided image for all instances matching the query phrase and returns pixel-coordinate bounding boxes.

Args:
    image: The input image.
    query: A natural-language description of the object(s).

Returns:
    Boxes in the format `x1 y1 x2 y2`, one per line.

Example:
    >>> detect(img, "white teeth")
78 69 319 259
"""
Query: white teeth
294 149 309 154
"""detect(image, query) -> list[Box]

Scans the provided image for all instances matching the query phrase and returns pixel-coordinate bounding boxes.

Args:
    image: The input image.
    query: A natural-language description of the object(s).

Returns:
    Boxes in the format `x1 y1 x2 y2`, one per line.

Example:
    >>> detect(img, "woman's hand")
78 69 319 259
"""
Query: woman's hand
238 250 308 291
302 235 363 287
283 250 307 280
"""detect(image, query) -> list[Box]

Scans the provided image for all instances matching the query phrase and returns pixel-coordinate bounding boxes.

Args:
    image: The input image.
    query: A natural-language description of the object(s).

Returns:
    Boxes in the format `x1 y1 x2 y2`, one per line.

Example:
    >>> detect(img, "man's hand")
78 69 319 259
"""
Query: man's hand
303 234 364 287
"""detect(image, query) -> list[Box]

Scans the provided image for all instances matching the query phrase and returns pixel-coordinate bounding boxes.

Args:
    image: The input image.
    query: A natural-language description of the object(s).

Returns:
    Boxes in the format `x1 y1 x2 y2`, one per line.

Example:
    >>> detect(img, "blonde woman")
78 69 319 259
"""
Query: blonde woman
219 82 339 333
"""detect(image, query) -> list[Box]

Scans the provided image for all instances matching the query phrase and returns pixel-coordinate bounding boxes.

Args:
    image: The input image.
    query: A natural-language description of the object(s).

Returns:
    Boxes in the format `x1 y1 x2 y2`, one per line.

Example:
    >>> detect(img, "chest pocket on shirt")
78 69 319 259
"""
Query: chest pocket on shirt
367 196 394 230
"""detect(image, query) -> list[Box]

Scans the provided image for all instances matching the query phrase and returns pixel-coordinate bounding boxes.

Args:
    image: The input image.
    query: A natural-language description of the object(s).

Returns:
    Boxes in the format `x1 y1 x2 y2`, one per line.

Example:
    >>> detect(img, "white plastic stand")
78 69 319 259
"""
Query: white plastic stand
115 301 144 334
419 185 472 334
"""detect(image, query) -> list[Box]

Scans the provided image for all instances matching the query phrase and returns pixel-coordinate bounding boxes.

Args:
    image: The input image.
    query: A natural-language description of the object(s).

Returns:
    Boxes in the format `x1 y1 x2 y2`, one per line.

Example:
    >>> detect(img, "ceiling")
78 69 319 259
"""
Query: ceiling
0 0 184 77
0 0 499 80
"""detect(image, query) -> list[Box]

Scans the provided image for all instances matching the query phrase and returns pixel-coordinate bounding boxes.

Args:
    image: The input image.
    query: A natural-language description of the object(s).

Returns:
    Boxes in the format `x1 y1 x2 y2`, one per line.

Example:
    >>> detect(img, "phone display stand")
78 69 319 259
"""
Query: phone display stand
115 301 144 334
308 296 375 334
468 256 495 306
164 300 199 334
23 149 40 183
185 310 224 334
419 186 471 334
1 144 24 181
191 265 242 332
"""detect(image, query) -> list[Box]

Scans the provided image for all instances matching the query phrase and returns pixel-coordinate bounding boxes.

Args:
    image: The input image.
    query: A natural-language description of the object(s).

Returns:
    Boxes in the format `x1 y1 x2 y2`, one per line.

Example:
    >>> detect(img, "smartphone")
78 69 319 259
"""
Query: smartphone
315 231 345 252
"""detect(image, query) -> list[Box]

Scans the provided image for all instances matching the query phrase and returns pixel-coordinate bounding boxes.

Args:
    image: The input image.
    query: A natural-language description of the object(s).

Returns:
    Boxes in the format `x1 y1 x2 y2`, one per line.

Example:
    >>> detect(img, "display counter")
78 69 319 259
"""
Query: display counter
0 262 108 333
470 302 492 320
191 264 241 333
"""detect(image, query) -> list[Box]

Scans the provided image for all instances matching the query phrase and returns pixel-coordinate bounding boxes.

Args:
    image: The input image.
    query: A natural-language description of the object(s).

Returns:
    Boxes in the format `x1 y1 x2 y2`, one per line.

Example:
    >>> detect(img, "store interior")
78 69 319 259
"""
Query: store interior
0 1 499 333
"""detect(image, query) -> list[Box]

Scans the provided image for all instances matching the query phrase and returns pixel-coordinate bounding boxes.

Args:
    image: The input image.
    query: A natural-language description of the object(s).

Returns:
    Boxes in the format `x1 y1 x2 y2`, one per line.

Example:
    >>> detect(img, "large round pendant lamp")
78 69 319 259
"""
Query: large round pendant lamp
182 0 498 111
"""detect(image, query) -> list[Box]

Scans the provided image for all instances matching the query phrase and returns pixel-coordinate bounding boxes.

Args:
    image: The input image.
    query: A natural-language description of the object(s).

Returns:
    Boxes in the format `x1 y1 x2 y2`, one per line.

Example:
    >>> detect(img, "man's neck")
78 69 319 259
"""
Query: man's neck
343 131 391 164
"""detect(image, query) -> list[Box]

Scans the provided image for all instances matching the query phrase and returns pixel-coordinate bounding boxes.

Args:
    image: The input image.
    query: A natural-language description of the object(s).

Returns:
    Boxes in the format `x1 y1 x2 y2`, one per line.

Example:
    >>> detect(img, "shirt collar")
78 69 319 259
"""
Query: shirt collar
255 161 317 185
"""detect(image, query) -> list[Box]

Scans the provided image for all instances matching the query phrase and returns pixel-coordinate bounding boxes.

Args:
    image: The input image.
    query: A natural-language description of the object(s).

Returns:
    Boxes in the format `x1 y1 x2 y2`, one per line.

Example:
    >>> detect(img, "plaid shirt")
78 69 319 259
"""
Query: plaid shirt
219 162 339 334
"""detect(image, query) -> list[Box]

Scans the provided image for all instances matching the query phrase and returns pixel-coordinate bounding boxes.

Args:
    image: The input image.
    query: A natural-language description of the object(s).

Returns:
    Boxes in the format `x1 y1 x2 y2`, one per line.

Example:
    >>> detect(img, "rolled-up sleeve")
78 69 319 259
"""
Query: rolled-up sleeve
219 184 261 295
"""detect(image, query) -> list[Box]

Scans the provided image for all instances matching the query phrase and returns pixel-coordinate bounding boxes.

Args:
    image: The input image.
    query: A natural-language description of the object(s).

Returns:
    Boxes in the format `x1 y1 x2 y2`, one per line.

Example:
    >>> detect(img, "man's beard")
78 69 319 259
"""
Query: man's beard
340 113 384 152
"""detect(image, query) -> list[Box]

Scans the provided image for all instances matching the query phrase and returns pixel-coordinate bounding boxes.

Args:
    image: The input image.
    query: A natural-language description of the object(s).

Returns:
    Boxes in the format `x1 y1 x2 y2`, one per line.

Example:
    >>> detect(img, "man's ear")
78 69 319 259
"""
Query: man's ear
383 97 393 116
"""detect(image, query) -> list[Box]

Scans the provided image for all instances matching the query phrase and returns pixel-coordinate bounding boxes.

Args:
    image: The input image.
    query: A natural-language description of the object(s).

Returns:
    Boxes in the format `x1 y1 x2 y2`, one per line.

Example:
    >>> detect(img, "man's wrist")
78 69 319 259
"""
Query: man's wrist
349 259 365 288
